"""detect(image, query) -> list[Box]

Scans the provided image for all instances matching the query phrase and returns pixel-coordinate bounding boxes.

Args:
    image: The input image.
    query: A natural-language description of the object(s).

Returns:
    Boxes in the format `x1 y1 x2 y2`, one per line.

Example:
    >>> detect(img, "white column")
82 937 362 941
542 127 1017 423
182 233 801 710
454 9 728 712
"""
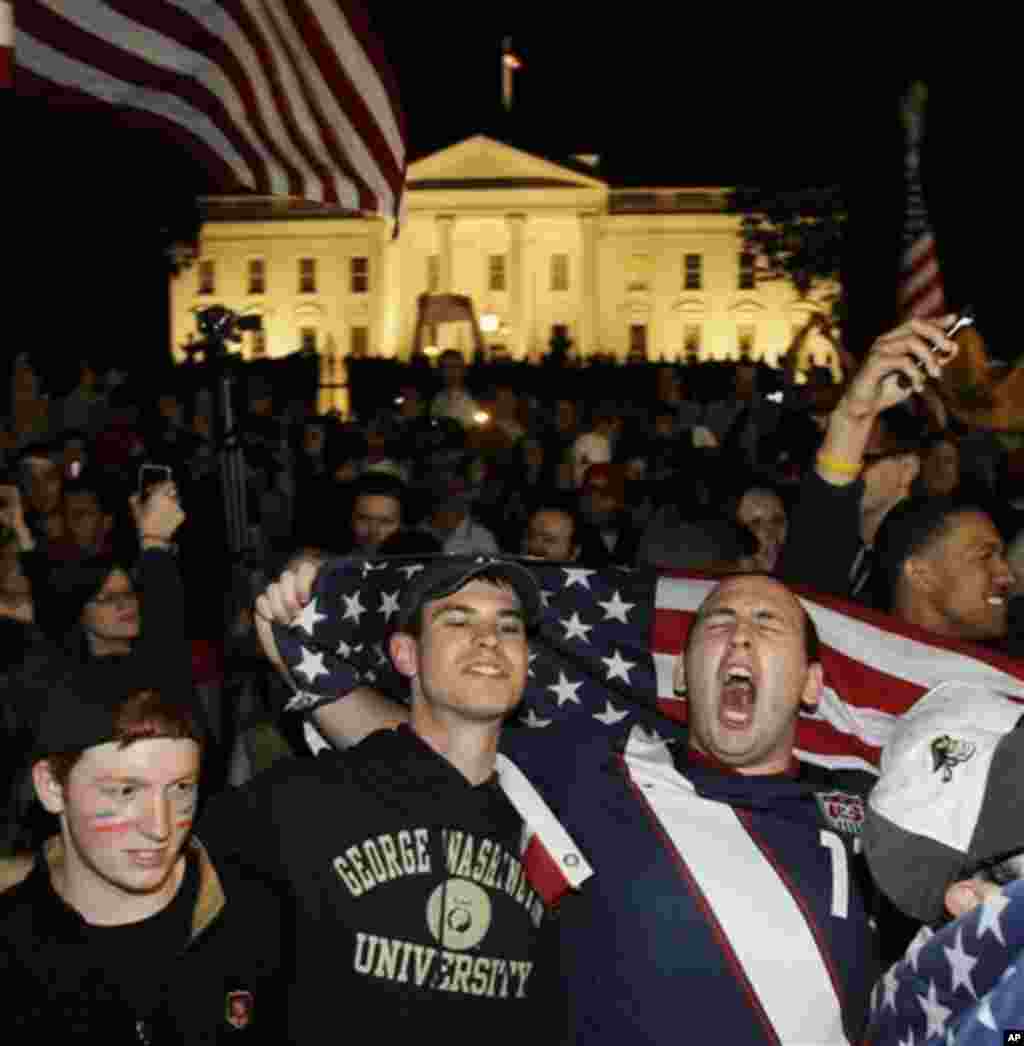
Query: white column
506 213 526 358
373 219 400 356
437 214 455 293
580 212 599 358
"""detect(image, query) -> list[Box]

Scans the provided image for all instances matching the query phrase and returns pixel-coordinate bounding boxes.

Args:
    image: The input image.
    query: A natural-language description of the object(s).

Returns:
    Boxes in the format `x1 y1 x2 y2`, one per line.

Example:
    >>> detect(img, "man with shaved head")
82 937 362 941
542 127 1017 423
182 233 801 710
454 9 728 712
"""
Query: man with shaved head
258 567 876 1045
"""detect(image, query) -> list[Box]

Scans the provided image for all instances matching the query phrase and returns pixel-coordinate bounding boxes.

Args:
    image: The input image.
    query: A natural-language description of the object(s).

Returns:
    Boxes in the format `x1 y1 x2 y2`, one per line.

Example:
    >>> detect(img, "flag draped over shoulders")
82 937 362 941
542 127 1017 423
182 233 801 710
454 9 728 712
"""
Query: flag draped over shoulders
273 558 1024 773
13 0 405 217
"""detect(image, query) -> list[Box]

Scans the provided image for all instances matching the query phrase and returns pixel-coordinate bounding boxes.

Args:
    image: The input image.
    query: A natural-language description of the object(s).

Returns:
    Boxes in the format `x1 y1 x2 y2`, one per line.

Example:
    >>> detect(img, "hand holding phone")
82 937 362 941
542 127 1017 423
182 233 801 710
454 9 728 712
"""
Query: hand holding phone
891 307 973 391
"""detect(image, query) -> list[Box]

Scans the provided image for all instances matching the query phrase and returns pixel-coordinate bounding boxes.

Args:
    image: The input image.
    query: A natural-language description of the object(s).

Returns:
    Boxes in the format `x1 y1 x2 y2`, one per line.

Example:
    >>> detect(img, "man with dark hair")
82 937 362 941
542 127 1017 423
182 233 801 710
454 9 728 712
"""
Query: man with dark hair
257 568 875 1045
200 557 570 1043
348 472 407 555
522 497 585 562
48 474 115 562
0 662 288 1040
873 495 1014 643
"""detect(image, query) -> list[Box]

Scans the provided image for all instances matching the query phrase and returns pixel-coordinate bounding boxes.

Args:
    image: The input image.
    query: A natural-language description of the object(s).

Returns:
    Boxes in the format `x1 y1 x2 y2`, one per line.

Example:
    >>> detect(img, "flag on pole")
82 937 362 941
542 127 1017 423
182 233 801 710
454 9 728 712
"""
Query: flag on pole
501 37 522 112
13 1 406 220
1 2 11 88
898 81 946 318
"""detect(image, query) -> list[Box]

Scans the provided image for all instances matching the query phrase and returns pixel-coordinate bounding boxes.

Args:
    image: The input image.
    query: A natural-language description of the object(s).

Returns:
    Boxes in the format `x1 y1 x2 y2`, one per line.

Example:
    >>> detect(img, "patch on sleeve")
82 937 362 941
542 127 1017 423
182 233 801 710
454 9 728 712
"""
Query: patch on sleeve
814 790 865 836
225 990 255 1031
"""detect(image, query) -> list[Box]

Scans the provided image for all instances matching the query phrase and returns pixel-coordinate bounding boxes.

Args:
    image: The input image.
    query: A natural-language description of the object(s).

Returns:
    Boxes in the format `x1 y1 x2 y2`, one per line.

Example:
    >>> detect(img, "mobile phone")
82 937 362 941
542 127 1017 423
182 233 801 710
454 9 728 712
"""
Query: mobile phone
138 463 172 501
892 307 975 391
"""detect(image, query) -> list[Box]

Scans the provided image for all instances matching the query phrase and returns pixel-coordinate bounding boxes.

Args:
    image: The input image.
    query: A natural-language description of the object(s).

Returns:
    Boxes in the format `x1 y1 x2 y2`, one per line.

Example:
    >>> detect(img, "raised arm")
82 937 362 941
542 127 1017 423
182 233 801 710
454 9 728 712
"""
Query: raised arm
779 317 958 596
815 316 957 486
254 560 407 748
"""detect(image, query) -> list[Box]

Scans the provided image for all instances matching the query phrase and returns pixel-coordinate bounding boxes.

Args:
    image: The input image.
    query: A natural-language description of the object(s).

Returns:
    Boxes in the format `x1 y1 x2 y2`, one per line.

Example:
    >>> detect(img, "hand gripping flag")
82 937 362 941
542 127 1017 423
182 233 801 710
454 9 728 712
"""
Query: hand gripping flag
866 878 1024 1045
272 557 1024 901
14 1 406 219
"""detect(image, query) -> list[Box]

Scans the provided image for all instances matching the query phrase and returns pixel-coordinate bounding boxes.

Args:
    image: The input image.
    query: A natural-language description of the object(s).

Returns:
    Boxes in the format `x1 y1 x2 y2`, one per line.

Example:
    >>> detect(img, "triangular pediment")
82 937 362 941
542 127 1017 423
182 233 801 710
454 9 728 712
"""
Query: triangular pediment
407 135 606 190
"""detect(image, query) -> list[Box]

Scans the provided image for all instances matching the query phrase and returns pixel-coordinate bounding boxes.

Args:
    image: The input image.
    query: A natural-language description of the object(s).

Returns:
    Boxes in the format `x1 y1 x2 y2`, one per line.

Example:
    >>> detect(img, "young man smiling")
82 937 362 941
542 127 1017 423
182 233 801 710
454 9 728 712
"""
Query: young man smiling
0 661 287 1041
200 557 568 1044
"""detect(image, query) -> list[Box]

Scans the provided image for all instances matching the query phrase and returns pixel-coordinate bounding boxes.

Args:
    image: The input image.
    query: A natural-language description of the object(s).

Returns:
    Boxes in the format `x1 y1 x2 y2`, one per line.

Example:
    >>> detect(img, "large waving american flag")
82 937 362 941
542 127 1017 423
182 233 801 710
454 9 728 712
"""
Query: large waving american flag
272 557 1024 777
13 1 405 217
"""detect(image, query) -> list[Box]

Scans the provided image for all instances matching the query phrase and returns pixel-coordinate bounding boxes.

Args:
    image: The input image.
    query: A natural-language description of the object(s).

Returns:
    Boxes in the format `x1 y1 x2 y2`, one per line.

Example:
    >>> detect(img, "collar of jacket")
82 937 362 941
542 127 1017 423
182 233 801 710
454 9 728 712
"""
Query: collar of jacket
0 835 225 943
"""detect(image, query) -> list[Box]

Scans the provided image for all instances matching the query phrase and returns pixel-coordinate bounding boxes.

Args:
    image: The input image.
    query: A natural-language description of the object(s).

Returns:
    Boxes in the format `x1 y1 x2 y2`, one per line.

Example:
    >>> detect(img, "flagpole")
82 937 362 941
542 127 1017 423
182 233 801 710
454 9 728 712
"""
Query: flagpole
502 37 521 112
898 81 946 319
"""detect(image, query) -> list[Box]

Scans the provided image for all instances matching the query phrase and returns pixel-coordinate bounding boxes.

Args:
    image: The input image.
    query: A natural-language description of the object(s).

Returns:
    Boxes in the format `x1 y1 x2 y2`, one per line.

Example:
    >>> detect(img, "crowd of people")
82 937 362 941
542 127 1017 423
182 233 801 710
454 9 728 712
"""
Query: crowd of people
1 313 1023 1042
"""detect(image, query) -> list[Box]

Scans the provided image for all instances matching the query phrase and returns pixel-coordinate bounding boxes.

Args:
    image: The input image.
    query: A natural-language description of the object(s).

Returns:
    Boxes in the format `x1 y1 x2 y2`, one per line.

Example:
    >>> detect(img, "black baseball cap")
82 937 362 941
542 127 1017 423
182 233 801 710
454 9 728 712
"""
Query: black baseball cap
394 556 542 634
20 655 204 762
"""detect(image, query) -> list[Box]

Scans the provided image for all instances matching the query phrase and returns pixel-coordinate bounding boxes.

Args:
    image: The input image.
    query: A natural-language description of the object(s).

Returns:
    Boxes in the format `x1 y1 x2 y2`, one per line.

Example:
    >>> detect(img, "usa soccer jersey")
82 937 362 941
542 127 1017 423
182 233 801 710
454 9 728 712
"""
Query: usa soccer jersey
503 721 876 1045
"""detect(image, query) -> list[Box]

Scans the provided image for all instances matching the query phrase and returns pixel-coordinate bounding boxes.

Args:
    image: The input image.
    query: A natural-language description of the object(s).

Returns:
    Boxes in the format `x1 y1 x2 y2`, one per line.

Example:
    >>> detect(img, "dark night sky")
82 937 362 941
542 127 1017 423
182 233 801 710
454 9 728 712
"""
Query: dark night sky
14 16 1013 388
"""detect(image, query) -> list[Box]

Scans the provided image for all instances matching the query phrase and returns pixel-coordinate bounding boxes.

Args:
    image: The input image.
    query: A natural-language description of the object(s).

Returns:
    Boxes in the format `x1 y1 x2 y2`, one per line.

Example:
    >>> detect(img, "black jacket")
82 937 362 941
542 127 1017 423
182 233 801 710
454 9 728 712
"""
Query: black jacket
0 837 289 1043
198 725 562 1045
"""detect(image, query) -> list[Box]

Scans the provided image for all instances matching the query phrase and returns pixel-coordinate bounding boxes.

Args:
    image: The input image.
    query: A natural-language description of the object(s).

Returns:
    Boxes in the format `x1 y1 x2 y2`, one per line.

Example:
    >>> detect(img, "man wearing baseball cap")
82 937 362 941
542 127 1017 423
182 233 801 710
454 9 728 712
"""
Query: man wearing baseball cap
199 557 575 1044
0 658 288 1040
863 684 1024 1042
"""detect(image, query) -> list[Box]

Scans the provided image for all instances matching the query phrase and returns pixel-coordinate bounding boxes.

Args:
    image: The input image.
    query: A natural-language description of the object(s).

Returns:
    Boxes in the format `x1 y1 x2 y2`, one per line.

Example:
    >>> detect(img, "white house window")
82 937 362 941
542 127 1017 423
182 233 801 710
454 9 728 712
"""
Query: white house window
629 324 648 358
738 324 756 359
684 254 702 291
550 253 569 292
488 254 506 292
738 252 756 290
198 260 215 295
350 326 369 357
351 257 369 294
248 259 265 295
299 258 317 294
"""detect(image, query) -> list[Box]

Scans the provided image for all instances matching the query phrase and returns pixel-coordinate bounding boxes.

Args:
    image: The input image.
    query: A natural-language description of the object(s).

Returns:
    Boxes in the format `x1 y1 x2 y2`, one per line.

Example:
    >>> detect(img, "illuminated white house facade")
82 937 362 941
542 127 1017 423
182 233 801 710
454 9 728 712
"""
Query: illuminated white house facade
169 135 839 406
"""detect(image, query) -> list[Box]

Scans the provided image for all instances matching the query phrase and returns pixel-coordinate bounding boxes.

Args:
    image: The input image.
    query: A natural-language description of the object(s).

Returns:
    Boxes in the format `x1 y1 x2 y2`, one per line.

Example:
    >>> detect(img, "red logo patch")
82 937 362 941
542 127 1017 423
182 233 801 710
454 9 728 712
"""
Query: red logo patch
815 790 864 836
225 990 254 1030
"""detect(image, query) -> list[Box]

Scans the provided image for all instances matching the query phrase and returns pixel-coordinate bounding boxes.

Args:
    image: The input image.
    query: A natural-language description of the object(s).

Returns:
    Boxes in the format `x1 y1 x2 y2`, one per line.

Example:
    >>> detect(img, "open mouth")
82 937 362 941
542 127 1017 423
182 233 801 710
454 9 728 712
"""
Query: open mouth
719 667 756 729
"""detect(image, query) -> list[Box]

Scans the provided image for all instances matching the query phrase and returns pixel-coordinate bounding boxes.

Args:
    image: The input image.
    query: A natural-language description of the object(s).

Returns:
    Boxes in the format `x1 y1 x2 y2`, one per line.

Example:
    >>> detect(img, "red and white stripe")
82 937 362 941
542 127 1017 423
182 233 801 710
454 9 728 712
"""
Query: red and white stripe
14 0 405 216
652 574 1024 776
899 233 946 319
897 84 946 320
1 1 11 87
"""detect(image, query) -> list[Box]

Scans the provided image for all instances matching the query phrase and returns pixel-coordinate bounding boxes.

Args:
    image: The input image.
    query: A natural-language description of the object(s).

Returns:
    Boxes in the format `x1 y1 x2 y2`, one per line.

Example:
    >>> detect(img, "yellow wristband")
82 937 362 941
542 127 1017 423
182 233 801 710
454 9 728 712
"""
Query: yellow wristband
816 452 862 477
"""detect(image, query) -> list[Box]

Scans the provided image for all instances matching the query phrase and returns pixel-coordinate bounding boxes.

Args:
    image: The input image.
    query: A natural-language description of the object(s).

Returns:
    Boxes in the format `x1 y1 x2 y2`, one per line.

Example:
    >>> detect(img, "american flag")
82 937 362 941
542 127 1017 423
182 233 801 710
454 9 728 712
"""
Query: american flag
866 879 1024 1044
898 81 947 319
1 2 11 88
274 557 1024 774
272 557 1024 903
13 1 406 218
